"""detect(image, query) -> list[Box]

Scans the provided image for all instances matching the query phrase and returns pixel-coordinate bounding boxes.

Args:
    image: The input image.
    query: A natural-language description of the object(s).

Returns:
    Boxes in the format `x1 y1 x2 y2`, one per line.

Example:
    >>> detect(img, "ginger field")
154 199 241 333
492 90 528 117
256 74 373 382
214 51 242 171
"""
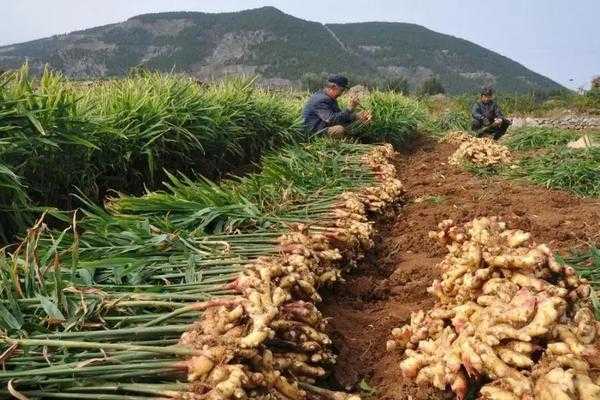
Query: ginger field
1 68 600 400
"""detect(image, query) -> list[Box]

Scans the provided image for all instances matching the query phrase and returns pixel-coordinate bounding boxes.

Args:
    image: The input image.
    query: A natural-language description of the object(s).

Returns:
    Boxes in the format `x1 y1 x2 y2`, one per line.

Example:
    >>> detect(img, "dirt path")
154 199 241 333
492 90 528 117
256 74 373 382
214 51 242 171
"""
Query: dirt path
321 139 600 399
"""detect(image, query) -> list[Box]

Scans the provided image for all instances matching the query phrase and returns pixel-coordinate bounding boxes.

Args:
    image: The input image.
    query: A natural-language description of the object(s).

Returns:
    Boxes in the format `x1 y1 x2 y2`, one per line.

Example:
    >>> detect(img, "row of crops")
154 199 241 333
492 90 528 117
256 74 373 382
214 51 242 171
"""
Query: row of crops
0 138 404 399
0 66 426 399
0 66 426 242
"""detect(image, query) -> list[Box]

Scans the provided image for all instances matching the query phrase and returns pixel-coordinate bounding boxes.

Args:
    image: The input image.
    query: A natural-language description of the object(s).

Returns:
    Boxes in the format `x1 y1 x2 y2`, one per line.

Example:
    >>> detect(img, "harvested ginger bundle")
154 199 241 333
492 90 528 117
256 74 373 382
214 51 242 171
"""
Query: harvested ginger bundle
178 145 403 400
388 217 600 400
439 130 475 144
448 137 512 167
440 130 512 167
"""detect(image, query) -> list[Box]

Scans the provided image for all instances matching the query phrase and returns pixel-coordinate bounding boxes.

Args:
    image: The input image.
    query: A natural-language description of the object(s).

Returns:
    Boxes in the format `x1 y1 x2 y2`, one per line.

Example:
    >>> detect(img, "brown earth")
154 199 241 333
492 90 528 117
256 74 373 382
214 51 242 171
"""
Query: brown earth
320 138 600 399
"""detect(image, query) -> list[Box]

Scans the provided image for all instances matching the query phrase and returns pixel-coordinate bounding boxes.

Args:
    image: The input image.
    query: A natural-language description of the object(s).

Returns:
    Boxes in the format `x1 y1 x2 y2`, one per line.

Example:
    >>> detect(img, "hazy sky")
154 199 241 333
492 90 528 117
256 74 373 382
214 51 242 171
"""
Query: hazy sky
2 0 598 89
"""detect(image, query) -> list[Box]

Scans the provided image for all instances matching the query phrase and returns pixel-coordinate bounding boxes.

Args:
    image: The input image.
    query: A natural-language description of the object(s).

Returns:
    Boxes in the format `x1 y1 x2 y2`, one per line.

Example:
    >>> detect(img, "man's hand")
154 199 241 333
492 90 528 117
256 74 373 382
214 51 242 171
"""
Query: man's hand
327 125 346 138
494 118 503 126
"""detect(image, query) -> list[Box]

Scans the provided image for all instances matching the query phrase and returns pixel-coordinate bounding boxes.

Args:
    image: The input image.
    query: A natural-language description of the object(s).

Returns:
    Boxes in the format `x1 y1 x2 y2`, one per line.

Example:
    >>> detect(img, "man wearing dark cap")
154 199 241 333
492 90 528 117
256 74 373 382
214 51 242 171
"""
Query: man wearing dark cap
302 75 370 137
471 87 511 140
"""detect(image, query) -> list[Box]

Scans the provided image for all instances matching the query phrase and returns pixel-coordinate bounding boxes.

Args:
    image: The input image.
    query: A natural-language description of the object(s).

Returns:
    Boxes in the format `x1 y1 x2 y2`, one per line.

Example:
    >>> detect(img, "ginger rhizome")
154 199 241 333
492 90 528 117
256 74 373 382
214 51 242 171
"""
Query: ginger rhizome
442 131 512 167
177 145 404 400
388 217 600 400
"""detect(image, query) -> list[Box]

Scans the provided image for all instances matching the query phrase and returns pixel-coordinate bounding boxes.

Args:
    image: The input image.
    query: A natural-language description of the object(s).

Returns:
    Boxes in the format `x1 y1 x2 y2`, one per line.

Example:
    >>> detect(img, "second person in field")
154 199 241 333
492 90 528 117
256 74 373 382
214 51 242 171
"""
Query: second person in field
471 86 512 140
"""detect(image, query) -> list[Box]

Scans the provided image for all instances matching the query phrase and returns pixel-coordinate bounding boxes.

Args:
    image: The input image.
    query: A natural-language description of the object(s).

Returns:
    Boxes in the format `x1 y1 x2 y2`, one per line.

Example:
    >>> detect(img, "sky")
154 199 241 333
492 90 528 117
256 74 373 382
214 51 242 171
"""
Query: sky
1 0 598 90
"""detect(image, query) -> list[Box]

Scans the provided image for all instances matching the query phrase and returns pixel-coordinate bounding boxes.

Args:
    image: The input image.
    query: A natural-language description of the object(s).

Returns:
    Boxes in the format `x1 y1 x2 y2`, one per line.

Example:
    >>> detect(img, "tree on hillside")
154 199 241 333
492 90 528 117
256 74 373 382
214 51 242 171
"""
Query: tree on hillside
417 77 446 96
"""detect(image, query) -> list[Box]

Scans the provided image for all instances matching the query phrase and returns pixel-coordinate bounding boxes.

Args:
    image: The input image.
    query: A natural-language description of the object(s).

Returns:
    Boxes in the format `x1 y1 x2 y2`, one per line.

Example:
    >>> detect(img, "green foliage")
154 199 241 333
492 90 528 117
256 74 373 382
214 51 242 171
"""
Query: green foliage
463 162 506 178
0 164 31 242
504 127 579 150
351 91 429 148
417 78 446 96
0 67 301 241
494 90 600 116
507 148 600 197
0 65 431 241
0 66 101 238
0 138 388 398
585 87 600 110
108 139 376 232
432 109 471 132
563 245 600 317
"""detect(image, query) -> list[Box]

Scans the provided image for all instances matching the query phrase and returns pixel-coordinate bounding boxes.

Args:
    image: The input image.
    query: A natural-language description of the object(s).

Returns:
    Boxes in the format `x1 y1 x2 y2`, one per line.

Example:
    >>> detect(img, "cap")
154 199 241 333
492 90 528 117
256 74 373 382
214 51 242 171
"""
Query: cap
328 75 350 89
481 86 494 96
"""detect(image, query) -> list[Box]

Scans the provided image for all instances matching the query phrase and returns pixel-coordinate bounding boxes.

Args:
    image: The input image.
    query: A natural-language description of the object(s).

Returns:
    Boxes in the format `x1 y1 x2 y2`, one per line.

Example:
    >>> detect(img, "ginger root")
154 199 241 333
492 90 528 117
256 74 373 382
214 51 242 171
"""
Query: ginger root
390 217 599 400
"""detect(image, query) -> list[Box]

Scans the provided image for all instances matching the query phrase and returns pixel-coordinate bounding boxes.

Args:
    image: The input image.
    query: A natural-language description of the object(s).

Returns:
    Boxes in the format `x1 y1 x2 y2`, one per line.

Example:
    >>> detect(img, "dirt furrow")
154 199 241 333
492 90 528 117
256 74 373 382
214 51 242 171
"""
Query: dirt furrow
321 138 600 399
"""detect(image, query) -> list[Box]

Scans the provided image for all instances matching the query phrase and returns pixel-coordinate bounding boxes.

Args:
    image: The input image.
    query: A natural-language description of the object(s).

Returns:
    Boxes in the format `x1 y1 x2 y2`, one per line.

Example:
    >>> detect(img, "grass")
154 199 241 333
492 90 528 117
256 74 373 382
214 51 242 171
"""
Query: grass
107 139 377 233
0 164 31 242
562 245 600 318
350 91 429 148
0 67 302 241
430 109 471 132
0 67 430 242
503 127 579 150
506 148 600 197
462 162 508 178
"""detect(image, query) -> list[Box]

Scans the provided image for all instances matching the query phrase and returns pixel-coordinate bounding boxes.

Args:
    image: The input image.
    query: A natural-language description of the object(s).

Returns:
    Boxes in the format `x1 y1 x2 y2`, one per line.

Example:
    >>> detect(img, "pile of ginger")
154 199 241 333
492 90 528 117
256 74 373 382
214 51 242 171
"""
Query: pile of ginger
387 217 600 400
175 145 404 400
442 131 512 168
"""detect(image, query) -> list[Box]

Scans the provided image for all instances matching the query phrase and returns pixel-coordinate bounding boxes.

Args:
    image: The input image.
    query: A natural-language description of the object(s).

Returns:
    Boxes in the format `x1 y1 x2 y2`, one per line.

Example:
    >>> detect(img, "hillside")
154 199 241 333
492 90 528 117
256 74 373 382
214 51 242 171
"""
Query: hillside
0 6 564 93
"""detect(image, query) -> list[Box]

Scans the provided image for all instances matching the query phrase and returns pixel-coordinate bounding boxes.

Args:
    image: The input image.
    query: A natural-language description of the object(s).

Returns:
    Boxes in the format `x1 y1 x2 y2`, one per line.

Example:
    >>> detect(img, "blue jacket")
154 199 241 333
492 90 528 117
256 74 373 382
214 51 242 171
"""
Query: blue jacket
472 100 504 124
302 90 355 133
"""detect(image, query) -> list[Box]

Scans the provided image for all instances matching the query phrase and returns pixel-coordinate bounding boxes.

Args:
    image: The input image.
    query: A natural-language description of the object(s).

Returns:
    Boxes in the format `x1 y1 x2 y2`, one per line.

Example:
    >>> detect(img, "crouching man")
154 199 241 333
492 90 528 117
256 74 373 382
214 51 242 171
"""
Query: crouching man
302 75 370 138
471 86 511 140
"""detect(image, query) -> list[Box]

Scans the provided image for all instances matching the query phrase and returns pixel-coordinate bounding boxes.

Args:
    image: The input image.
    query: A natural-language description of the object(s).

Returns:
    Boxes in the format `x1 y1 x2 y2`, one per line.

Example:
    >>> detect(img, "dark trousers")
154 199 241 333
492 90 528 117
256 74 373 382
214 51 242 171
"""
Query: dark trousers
471 118 511 140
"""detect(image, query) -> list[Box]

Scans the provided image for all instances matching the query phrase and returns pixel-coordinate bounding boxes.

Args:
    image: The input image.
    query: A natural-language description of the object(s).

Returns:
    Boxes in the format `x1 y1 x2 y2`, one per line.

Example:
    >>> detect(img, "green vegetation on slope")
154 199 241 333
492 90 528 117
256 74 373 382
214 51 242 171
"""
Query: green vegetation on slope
0 7 564 94
326 21 563 94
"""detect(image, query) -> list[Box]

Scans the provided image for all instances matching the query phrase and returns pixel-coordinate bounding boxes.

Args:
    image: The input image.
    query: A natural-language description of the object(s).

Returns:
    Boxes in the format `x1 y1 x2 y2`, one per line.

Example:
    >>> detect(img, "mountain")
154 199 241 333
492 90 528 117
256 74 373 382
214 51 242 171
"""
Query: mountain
0 7 564 93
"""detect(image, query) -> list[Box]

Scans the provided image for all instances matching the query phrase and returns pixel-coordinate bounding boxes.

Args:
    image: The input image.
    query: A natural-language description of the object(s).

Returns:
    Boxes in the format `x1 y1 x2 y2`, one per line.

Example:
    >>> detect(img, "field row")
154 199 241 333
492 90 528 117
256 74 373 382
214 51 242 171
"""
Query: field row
0 138 402 399
0 67 426 241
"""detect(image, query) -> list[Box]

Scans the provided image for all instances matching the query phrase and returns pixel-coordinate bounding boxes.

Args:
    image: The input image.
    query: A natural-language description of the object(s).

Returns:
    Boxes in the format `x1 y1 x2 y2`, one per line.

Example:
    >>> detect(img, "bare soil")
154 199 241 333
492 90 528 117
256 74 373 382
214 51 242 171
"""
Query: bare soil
321 138 600 399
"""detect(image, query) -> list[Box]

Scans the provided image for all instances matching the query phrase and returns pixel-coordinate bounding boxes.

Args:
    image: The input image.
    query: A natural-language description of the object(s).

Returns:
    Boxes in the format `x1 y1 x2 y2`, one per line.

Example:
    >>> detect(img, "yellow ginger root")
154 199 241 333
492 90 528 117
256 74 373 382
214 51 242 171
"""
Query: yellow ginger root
574 374 600 399
448 137 512 167
387 310 444 351
479 385 520 400
573 308 598 345
172 145 403 399
390 217 600 400
206 365 248 400
534 367 576 400
520 294 566 337
495 346 534 369
439 131 475 145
